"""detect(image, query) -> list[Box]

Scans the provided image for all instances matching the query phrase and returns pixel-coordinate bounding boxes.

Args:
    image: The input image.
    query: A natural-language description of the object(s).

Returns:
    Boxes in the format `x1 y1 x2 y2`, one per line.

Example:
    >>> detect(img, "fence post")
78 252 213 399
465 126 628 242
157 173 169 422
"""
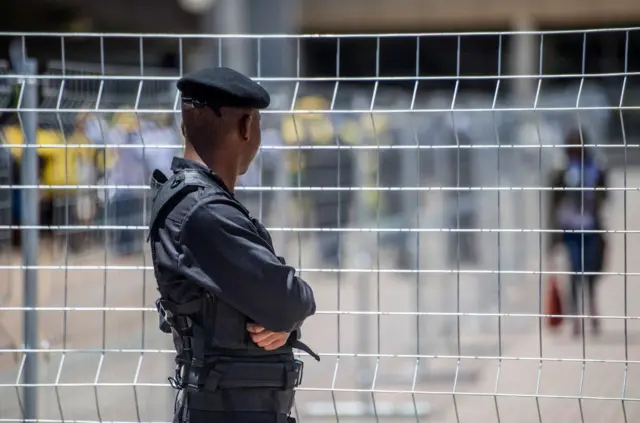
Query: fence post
20 57 39 423
354 130 374 408
399 119 420 268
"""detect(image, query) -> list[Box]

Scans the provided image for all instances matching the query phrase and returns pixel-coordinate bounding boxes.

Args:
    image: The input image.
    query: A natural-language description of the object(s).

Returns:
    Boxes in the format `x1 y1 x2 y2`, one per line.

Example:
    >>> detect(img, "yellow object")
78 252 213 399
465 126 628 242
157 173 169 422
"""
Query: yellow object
295 96 329 113
279 98 386 210
281 96 336 173
282 96 334 144
281 115 334 146
111 106 140 132
2 125 92 199
362 150 380 209
67 129 117 175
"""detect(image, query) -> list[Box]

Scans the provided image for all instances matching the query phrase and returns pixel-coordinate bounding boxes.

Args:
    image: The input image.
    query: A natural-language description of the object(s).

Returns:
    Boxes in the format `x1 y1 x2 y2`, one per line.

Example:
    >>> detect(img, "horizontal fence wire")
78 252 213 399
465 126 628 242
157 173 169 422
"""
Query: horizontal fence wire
0 28 639 423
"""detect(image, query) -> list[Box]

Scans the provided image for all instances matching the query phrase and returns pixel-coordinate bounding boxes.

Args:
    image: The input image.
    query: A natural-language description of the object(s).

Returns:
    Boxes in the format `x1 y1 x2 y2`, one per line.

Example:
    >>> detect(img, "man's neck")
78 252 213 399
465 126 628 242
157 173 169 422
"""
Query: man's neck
183 146 237 192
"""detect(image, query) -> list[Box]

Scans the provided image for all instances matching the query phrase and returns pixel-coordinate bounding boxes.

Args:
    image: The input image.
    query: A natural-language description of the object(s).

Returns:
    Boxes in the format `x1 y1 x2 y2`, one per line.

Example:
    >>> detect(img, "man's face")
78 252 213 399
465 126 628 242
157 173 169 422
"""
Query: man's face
238 109 262 175
565 133 584 159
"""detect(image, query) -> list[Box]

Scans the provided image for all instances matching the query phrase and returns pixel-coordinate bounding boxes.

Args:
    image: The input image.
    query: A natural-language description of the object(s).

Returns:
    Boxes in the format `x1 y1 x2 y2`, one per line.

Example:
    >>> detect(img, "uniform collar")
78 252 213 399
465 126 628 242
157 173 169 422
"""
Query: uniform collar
170 157 233 195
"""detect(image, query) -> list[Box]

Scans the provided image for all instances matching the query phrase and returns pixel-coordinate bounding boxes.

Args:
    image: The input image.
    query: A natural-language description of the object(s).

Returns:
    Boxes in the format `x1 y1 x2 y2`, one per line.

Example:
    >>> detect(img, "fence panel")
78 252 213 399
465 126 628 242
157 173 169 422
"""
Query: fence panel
0 30 636 423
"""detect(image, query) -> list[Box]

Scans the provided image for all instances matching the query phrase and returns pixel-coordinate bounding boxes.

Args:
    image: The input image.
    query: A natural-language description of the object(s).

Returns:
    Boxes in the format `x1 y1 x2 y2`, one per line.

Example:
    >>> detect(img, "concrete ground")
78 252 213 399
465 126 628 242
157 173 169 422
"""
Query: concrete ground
0 169 638 423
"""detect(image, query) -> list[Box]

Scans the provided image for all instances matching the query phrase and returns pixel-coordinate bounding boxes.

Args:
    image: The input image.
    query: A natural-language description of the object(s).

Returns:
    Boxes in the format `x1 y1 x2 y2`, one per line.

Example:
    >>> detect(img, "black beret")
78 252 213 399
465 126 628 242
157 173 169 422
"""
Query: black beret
177 66 270 110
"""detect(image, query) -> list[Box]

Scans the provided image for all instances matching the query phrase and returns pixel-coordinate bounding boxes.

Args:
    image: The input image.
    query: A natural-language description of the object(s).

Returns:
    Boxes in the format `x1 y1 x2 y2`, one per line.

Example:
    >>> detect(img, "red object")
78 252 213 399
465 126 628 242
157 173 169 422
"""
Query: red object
546 275 563 329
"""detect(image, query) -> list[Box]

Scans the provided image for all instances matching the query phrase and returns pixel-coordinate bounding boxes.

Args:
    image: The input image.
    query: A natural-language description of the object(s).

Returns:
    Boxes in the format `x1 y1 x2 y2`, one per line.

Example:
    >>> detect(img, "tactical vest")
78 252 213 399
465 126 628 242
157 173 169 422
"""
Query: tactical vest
147 168 318 416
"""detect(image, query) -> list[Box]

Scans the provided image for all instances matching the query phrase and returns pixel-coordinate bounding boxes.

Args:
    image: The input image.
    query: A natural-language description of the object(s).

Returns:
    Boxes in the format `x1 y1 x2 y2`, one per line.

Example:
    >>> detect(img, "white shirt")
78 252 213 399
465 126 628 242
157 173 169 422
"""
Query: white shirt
97 120 174 202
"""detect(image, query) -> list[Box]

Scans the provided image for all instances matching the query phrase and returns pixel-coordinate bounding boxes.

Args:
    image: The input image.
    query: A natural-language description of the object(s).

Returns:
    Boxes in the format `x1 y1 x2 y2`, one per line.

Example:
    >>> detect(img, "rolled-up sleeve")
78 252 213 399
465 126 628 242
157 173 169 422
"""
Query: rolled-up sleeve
179 196 316 333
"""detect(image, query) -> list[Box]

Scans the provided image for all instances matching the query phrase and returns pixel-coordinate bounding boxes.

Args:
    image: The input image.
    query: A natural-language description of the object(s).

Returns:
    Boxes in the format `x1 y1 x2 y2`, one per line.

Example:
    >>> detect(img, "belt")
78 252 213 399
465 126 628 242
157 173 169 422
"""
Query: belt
289 339 320 362
184 359 304 391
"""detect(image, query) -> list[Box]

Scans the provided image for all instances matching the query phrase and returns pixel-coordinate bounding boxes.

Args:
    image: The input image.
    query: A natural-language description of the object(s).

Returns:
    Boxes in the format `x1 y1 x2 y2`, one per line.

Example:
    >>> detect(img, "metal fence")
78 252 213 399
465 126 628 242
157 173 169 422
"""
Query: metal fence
0 30 637 423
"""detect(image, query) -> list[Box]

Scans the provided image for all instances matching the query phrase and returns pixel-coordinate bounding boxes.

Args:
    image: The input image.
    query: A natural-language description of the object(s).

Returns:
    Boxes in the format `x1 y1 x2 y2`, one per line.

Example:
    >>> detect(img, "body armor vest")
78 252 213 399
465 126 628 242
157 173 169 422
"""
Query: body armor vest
147 168 318 416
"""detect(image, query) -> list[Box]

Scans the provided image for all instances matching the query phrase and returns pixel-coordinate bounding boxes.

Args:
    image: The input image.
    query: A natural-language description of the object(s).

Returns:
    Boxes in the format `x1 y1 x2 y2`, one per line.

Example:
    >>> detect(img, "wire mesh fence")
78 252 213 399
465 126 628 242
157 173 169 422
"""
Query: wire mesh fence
0 29 638 423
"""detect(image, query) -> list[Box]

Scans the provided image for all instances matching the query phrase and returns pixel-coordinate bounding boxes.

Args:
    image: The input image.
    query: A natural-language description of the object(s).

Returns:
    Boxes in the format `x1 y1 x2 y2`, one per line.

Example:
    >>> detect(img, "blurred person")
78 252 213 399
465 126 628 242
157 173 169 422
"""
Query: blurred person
77 111 119 180
0 130 17 245
1 83 31 246
443 131 478 266
140 114 178 177
281 95 356 267
547 129 608 337
368 114 418 268
53 111 110 250
106 112 177 255
104 109 147 256
3 122 92 247
148 66 318 423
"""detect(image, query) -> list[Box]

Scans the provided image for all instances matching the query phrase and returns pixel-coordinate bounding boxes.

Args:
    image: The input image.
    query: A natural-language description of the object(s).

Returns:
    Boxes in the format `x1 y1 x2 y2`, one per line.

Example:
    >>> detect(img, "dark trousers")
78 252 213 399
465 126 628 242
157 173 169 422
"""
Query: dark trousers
107 191 144 255
563 232 601 316
300 150 355 267
173 393 294 423
311 190 353 266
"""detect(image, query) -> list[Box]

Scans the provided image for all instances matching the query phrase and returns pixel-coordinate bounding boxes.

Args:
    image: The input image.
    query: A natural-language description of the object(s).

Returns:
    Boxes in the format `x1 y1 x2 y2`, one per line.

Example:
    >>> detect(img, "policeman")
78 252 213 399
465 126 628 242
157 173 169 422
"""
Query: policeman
147 67 319 423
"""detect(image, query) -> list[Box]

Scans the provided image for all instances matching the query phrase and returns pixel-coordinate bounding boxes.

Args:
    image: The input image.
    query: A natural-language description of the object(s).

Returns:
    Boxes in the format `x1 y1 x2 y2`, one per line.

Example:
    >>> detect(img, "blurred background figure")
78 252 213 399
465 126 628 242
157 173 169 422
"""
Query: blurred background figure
282 94 356 267
547 128 609 337
105 110 177 256
377 117 416 269
447 132 479 266
141 113 177 178
104 109 146 256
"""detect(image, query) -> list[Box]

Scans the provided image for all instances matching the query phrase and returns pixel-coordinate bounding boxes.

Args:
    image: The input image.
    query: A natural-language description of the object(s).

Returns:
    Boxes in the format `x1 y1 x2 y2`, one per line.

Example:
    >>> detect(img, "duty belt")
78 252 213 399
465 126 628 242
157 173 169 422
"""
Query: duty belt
177 358 305 392
173 359 302 416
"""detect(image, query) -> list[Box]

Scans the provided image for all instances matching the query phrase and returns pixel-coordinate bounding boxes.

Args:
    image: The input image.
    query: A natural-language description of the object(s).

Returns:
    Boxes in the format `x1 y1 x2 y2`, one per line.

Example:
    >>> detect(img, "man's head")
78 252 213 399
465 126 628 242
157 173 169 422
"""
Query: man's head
565 128 588 160
176 67 270 176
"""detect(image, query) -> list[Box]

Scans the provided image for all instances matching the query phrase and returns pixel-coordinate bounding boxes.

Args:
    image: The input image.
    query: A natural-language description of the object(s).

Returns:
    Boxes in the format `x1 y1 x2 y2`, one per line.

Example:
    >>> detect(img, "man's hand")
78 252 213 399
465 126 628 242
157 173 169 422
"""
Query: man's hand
246 323 291 351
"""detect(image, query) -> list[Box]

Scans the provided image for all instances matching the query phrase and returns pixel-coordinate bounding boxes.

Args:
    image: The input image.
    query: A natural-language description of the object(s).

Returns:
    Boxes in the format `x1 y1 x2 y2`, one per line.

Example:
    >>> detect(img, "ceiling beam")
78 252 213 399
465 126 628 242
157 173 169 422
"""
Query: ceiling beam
16 0 197 33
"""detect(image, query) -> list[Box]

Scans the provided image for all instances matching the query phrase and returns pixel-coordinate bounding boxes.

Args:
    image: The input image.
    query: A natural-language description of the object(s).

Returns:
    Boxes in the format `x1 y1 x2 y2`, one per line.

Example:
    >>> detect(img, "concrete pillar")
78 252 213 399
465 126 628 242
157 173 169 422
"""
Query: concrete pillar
506 15 540 301
215 0 251 74
248 0 300 78
186 0 251 73
508 15 538 108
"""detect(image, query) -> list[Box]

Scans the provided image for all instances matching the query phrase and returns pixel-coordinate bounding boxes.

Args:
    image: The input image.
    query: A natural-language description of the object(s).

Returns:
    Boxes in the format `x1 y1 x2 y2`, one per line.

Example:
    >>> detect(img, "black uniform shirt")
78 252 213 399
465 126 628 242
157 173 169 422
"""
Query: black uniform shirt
151 157 316 334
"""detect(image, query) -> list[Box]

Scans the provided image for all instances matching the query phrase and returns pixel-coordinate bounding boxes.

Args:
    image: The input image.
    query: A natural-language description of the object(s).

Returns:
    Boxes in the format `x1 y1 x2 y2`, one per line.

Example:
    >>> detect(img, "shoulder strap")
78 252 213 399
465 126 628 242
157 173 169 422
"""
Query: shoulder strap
147 168 213 241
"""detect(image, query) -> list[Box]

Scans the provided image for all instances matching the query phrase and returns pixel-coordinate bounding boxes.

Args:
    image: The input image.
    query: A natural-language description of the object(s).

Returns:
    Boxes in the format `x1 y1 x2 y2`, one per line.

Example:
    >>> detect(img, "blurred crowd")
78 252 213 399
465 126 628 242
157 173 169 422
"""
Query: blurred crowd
0 62 616 274
0 92 420 268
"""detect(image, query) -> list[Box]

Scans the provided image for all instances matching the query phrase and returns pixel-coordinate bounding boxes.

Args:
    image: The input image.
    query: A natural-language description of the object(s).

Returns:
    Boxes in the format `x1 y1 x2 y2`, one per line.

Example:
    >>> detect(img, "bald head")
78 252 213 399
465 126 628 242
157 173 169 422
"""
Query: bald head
565 129 589 159
181 103 251 153
181 102 262 176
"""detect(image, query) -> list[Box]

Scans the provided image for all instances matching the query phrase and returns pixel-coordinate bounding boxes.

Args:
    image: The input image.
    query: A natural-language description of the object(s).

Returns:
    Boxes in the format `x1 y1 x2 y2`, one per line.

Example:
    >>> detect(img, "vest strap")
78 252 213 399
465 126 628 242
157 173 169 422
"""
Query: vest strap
147 169 213 241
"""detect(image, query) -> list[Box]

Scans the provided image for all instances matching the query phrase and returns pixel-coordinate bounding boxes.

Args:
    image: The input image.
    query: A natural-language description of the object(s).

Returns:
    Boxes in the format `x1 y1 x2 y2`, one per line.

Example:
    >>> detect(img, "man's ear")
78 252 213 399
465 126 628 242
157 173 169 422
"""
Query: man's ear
239 113 252 141
180 121 186 138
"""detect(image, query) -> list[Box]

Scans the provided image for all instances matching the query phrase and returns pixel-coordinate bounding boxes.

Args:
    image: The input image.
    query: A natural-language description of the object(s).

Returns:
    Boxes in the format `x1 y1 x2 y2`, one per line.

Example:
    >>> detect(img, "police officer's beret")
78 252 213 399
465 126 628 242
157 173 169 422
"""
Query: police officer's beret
177 67 270 110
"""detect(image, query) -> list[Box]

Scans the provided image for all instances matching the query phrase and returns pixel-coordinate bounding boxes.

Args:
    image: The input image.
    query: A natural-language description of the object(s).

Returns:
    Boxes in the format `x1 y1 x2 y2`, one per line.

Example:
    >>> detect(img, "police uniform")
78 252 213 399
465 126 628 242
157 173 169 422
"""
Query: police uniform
148 67 319 423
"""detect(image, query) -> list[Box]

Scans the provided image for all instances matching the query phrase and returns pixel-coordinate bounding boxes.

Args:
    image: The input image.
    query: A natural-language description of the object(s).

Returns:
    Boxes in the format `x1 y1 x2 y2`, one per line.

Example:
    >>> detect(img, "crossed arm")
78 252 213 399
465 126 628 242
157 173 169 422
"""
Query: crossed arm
179 196 316 346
